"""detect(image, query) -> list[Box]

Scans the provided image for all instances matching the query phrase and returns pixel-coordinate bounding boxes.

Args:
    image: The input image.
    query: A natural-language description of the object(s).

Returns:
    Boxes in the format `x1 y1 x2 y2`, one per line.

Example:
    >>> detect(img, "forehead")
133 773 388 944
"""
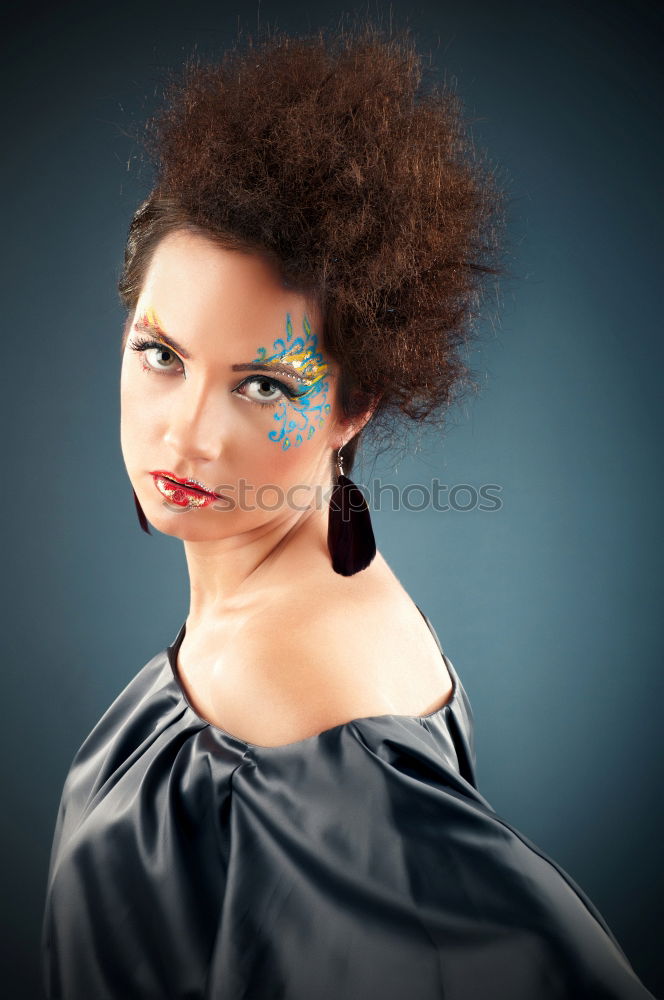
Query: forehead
138 230 322 346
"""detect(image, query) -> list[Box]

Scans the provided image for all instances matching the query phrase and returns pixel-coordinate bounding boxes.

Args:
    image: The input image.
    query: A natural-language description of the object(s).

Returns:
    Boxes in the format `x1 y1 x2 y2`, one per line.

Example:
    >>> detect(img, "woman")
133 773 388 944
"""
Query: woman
41 22 656 1000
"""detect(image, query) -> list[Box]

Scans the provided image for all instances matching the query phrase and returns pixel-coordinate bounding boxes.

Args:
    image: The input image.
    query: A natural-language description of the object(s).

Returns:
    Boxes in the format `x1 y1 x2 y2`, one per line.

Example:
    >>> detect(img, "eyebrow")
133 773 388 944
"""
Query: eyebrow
133 317 192 359
133 316 321 385
230 362 317 384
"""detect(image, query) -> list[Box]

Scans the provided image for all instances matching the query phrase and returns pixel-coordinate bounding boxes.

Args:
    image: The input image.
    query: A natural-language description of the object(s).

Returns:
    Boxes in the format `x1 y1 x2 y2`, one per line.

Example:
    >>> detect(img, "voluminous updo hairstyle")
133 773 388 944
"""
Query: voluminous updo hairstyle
118 17 507 473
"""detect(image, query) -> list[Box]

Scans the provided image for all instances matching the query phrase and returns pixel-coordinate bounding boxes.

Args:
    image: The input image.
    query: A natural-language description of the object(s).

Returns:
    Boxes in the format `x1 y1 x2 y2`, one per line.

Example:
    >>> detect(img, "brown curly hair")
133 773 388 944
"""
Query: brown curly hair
118 18 508 472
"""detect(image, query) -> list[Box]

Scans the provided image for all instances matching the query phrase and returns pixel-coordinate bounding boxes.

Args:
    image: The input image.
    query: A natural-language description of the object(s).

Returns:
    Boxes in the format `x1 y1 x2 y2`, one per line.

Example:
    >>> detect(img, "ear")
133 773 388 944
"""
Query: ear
330 396 379 451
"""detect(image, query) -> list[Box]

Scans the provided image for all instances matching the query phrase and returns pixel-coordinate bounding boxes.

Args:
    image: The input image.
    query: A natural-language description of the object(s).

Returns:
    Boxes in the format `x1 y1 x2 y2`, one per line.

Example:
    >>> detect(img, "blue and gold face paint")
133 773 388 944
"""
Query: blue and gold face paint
251 313 331 450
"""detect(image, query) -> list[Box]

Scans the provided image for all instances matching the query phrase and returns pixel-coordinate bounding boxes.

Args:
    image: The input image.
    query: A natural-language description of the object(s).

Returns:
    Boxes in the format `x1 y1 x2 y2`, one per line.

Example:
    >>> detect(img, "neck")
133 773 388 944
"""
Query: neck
183 502 328 626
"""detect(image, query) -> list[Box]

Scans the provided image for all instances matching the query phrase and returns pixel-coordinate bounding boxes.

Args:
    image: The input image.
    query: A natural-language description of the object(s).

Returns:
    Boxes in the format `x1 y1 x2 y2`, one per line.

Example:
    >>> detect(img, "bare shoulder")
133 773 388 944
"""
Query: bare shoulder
214 554 454 748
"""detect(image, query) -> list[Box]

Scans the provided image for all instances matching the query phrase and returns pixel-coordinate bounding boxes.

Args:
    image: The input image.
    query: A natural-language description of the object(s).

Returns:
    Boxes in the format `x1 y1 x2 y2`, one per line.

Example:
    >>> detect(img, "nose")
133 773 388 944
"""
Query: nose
162 376 229 465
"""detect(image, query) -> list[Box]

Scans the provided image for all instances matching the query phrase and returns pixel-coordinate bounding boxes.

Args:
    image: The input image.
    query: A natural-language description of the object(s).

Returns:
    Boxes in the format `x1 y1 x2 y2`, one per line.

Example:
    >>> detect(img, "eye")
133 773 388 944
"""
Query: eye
128 337 307 408
128 336 184 375
234 375 306 408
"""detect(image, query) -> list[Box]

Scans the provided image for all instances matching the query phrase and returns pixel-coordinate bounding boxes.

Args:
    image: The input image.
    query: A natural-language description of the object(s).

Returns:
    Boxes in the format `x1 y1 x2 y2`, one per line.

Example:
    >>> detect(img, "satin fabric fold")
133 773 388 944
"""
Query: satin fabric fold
41 610 655 999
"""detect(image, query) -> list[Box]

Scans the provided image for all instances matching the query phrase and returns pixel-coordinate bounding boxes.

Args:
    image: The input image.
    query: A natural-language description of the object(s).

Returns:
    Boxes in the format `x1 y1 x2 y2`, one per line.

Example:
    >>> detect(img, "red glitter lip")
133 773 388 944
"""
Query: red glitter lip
150 470 226 507
151 469 221 495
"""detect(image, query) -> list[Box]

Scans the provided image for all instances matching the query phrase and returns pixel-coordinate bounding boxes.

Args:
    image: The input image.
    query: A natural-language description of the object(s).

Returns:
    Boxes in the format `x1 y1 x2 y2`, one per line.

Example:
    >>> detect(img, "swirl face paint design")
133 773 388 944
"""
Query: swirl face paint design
253 314 331 449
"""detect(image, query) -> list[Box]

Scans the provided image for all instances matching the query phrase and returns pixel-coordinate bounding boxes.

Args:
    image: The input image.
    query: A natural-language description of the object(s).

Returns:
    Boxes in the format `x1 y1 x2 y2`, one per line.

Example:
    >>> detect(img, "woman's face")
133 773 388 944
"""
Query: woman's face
120 229 349 541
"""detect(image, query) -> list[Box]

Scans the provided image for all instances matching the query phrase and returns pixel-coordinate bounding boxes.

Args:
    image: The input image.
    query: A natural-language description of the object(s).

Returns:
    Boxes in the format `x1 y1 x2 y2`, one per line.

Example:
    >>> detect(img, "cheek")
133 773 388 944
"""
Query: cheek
120 353 140 407
119 362 159 458
119 362 135 444
120 353 171 418
246 408 335 492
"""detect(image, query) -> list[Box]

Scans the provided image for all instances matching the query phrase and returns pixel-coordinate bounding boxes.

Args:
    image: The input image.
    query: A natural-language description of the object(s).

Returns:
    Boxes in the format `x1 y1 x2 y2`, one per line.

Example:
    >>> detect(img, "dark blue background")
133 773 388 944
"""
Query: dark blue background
2 1 662 997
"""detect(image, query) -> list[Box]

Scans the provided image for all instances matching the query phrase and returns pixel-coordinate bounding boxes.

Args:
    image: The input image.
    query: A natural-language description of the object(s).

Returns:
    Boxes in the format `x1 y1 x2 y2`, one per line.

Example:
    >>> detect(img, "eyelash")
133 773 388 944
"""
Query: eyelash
128 336 307 408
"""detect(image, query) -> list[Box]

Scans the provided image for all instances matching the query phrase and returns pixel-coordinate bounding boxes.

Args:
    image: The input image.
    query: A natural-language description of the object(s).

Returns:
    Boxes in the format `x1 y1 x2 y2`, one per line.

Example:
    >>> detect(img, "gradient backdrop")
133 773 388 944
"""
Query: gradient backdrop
2 1 662 997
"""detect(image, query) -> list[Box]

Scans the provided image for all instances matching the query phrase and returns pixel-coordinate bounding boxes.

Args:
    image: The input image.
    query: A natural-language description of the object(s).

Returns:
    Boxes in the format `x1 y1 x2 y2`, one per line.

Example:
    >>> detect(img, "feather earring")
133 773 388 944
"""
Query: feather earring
327 445 376 576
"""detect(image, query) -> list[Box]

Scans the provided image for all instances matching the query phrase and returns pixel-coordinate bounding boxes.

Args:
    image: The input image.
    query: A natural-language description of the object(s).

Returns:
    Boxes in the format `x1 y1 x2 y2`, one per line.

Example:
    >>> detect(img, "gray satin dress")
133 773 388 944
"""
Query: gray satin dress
41 608 656 999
